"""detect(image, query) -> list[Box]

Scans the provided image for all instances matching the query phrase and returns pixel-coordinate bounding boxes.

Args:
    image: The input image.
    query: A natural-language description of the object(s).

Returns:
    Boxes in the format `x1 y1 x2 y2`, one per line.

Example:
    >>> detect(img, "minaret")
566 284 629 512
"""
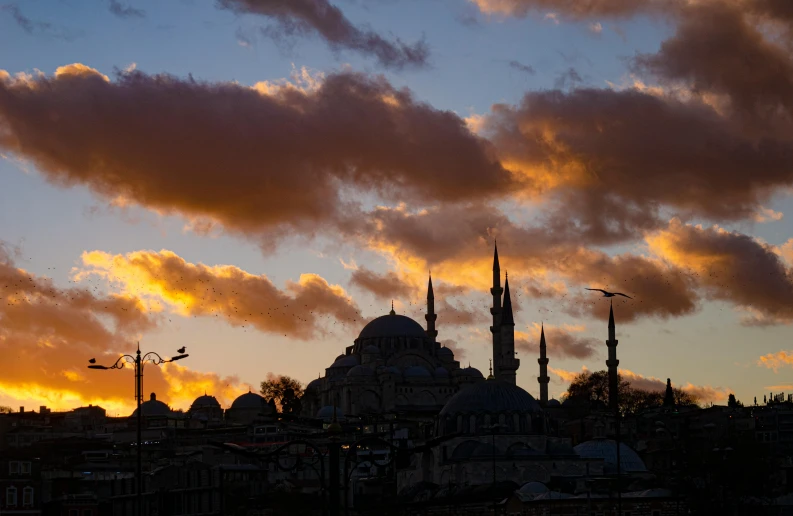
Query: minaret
663 378 674 408
606 301 619 412
538 324 549 405
490 242 503 380
499 273 519 385
425 274 438 341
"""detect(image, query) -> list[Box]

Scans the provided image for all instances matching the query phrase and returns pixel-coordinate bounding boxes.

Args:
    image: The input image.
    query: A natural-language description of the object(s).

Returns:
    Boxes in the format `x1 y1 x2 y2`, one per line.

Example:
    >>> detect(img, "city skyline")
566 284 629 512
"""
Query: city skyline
1 0 793 415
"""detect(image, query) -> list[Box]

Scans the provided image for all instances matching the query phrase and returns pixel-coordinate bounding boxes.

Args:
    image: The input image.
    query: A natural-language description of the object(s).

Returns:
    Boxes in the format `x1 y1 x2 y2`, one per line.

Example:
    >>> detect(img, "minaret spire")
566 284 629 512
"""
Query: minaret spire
425 273 438 341
499 272 519 385
390 300 395 315
490 241 504 381
538 323 549 405
606 300 620 412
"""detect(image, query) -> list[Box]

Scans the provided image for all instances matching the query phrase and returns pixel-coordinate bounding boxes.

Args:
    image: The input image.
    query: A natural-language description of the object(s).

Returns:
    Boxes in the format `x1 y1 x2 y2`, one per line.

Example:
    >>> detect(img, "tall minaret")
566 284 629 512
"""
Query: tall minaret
499 274 519 385
538 324 549 405
490 242 503 380
606 301 620 412
425 274 438 341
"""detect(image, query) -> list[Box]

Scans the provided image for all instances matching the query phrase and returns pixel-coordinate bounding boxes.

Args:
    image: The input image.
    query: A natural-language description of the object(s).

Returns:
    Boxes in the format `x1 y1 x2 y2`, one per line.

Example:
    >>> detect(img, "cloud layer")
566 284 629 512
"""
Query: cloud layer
77 249 362 339
218 0 428 69
0 245 248 413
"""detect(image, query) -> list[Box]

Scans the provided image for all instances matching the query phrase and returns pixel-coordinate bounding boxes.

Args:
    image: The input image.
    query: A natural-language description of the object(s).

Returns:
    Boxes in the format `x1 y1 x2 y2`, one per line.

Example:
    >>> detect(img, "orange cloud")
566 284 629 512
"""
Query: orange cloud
757 350 793 373
647 219 793 325
0 245 256 414
77 249 361 339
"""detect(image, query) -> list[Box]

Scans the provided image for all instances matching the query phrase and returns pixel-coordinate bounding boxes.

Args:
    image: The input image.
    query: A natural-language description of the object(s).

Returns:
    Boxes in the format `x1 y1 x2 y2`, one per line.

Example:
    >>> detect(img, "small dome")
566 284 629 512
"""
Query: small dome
459 367 483 378
547 398 561 407
358 314 427 340
438 347 453 356
131 393 171 418
231 391 267 410
440 379 542 417
574 439 647 473
519 482 549 495
306 378 323 391
330 355 359 368
434 367 449 377
190 394 220 411
404 366 432 378
362 345 381 355
347 365 376 377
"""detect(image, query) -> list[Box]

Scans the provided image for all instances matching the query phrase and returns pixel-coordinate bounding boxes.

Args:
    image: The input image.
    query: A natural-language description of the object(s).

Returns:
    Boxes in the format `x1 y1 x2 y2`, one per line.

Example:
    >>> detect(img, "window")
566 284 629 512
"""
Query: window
6 487 17 507
22 487 33 506
20 462 31 475
9 461 19 474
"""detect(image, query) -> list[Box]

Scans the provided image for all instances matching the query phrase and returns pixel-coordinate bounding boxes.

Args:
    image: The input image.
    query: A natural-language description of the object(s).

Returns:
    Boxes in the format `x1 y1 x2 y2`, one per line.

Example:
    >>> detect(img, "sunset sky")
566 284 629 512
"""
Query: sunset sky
1 0 793 416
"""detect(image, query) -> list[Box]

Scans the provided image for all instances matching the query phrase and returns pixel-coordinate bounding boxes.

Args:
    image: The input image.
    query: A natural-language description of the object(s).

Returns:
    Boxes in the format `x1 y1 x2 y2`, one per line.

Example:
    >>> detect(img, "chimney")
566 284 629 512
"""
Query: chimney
19 406 24 413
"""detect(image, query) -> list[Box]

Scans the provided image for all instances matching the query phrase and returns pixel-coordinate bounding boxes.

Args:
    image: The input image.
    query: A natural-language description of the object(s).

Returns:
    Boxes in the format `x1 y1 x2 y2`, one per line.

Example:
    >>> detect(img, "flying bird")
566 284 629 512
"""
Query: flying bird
177 346 186 353
89 358 96 364
586 288 633 299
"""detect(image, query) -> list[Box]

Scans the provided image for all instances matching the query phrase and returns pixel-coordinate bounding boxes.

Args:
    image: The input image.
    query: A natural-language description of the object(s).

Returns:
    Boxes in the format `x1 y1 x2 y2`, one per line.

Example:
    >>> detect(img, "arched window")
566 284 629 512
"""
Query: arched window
6 486 17 507
22 487 33 506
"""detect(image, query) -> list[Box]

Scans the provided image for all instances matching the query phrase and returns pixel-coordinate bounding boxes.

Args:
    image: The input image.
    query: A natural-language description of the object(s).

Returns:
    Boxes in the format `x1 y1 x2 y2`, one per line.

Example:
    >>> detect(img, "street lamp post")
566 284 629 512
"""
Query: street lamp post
88 343 188 516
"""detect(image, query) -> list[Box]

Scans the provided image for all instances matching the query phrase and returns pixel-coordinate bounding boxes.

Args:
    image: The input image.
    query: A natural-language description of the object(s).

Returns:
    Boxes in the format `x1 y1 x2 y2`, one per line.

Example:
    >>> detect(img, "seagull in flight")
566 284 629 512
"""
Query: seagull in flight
586 288 633 299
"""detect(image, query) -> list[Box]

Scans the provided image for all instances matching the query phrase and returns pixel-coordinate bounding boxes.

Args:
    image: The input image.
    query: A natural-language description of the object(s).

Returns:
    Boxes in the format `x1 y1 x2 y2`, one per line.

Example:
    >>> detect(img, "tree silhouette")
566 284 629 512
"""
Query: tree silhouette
564 370 700 415
260 375 304 414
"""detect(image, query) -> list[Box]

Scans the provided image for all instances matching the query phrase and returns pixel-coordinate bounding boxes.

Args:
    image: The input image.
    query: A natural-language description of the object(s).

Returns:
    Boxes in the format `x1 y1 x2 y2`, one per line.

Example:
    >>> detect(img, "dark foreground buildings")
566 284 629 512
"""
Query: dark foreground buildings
1 248 791 515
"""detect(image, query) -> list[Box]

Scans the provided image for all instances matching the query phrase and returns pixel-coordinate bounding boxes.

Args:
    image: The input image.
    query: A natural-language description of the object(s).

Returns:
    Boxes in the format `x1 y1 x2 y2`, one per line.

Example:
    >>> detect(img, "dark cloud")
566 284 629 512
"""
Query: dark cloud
648 219 793 325
508 60 535 75
517 324 599 359
634 2 793 127
553 67 583 89
480 87 793 225
0 65 514 244
349 267 414 300
108 0 146 19
217 0 429 70
1 3 80 40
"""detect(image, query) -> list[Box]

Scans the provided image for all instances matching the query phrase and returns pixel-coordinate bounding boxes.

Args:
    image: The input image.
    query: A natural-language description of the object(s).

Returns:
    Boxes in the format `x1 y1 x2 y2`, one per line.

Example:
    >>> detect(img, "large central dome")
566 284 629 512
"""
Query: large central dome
440 379 542 417
358 314 427 340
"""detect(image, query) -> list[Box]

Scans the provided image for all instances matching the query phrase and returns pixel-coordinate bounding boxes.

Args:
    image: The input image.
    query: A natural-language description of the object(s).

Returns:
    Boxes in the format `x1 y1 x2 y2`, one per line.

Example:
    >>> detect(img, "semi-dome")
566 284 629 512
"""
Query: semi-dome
438 347 453 356
574 439 647 473
306 378 323 391
330 355 359 368
440 379 542 417
358 314 427 340
190 394 221 411
519 482 549 495
347 365 376 377
404 366 432 378
434 367 449 377
231 391 267 410
131 393 171 418
547 398 561 407
316 405 343 420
